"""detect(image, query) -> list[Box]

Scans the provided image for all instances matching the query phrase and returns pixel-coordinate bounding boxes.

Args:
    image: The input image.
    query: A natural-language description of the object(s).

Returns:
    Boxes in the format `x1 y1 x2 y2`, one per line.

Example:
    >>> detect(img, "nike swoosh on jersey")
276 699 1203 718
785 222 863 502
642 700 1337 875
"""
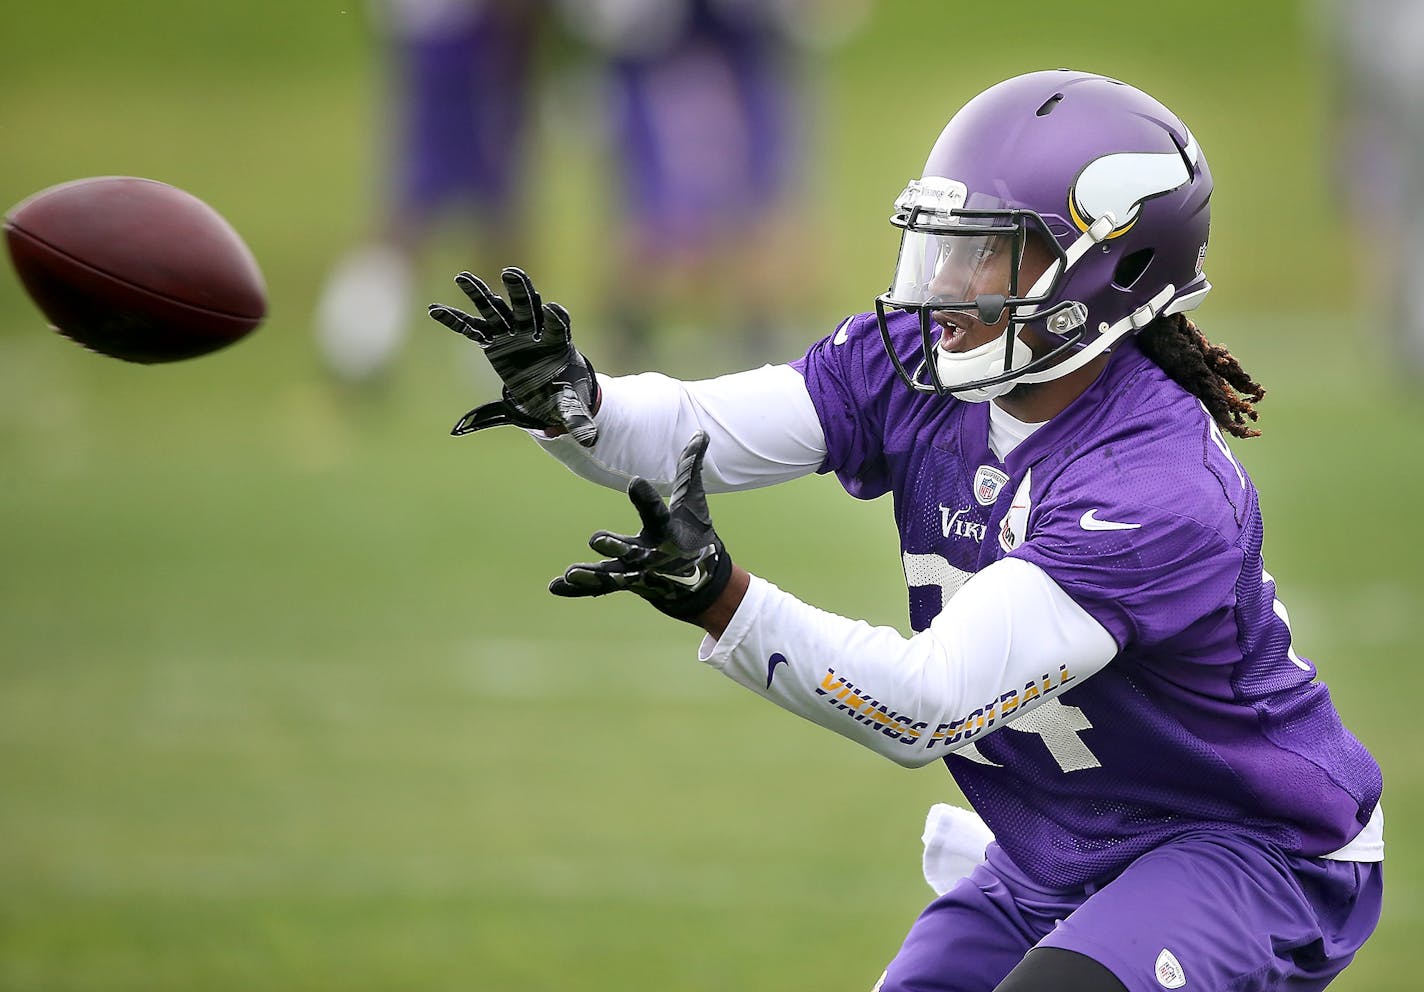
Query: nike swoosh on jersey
1079 508 1142 531
765 652 789 688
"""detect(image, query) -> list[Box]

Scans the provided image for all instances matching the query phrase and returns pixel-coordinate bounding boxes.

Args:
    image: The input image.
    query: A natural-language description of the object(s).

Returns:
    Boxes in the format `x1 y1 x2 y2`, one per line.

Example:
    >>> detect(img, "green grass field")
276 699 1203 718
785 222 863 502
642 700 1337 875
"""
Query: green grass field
3 3 1421 989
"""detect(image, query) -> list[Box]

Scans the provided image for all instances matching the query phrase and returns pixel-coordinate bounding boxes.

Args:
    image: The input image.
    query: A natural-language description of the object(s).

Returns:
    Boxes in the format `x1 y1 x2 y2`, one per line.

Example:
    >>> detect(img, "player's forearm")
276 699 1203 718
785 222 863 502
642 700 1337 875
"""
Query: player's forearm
533 366 827 494
695 561 1117 767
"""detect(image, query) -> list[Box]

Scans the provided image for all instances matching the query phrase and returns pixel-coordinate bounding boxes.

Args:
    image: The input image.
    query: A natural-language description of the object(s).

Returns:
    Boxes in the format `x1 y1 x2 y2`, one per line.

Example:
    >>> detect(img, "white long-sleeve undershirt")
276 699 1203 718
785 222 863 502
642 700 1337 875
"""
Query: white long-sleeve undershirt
699 560 1116 766
532 365 828 494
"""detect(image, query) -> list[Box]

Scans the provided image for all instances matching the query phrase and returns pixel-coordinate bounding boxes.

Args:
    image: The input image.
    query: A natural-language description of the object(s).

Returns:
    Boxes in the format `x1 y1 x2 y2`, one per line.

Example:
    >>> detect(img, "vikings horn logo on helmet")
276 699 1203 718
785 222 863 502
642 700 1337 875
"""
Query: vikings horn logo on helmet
1068 129 1201 239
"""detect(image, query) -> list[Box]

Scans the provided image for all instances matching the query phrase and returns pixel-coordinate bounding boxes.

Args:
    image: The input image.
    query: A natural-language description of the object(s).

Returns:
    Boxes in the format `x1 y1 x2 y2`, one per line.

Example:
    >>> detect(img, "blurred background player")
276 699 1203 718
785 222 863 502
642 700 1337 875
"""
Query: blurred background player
314 0 544 384
1316 0 1424 378
555 0 870 373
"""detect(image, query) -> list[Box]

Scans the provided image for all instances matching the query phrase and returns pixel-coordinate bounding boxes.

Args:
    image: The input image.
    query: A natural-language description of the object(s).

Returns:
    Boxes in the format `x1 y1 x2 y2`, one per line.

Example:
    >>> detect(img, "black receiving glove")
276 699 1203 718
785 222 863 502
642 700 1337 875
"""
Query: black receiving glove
428 266 600 446
550 432 733 622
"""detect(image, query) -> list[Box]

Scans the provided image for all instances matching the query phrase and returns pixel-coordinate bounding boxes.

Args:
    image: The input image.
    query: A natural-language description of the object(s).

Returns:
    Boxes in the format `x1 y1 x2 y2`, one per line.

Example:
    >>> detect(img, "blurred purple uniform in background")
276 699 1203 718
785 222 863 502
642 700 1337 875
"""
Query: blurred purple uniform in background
1316 0 1424 377
315 0 543 384
559 0 869 370
603 0 799 257
391 0 539 228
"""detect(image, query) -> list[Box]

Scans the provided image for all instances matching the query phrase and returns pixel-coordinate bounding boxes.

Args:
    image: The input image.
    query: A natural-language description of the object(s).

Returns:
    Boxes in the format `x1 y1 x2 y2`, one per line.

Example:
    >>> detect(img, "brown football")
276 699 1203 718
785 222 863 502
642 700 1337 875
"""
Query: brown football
4 176 267 363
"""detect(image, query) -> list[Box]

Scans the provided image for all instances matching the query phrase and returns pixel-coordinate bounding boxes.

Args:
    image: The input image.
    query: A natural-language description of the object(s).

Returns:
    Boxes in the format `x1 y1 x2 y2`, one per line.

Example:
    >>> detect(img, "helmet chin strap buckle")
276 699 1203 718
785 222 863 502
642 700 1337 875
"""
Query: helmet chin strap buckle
1086 213 1117 243
1017 283 1176 386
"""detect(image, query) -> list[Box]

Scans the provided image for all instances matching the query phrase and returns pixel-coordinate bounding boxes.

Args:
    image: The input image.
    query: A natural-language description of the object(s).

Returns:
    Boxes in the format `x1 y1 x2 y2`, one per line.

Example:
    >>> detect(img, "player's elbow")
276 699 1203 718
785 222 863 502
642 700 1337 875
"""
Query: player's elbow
880 745 943 769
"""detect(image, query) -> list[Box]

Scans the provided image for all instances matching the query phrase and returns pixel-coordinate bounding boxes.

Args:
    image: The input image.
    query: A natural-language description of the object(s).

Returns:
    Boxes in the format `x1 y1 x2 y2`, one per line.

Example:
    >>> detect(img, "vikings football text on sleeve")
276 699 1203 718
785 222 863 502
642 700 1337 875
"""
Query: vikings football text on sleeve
698 556 1117 767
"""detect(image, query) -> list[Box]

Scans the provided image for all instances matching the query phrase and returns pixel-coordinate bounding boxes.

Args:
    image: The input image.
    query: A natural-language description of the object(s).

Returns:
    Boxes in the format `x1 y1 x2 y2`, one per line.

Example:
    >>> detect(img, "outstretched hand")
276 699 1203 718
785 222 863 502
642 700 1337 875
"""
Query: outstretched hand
550 431 733 622
428 266 599 446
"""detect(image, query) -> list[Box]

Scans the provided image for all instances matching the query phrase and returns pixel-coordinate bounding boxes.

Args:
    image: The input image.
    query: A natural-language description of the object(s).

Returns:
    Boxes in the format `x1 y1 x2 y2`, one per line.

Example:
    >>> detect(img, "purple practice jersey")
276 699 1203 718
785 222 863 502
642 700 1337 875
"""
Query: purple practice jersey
791 309 1382 888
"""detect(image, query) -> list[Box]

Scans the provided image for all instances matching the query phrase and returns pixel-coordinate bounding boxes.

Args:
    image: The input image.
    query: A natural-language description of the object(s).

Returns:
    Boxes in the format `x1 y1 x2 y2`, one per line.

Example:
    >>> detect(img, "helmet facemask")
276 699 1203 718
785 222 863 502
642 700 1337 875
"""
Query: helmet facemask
875 177 1089 403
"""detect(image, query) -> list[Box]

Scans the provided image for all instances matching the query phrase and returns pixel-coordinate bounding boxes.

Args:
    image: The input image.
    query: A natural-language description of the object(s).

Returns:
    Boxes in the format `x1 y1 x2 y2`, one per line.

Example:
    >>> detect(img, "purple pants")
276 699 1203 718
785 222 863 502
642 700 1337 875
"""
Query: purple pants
879 834 1382 992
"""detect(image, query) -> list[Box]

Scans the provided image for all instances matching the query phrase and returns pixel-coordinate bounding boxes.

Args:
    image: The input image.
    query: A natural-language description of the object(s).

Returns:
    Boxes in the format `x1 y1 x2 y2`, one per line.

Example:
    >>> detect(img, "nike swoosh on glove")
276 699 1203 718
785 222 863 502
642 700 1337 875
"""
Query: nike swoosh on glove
549 431 733 622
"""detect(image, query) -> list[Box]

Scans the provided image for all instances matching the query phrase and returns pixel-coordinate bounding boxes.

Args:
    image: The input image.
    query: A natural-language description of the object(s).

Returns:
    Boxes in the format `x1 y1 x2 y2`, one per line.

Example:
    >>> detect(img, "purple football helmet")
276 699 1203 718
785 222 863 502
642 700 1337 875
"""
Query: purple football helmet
876 70 1213 401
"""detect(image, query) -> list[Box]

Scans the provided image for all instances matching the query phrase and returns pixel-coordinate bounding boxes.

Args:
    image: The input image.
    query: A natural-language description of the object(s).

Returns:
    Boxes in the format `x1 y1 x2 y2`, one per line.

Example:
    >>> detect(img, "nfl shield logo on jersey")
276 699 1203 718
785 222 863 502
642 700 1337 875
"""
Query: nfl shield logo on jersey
973 466 1009 506
1154 948 1186 989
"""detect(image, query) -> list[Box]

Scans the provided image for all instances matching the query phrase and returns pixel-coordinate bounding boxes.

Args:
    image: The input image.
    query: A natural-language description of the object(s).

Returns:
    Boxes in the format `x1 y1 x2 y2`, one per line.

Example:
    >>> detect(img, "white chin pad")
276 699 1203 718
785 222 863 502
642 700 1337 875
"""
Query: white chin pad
934 328 1032 402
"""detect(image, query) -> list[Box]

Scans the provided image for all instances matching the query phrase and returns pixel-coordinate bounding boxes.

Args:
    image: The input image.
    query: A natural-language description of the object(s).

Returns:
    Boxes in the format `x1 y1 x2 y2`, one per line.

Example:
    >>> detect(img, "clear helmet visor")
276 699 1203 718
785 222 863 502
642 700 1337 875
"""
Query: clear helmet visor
886 228 1020 313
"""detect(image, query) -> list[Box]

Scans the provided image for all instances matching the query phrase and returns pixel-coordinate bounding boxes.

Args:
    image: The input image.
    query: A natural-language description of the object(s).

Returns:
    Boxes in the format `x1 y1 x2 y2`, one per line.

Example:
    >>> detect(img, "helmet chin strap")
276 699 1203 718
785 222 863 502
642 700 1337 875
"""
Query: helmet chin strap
1020 213 1118 314
1016 282 1175 385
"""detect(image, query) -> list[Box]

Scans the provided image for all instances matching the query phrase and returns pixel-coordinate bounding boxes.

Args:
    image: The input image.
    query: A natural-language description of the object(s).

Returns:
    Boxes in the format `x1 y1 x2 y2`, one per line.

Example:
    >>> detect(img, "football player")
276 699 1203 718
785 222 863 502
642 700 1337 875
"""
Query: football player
1317 0 1424 377
315 0 543 383
554 0 869 369
429 70 1383 992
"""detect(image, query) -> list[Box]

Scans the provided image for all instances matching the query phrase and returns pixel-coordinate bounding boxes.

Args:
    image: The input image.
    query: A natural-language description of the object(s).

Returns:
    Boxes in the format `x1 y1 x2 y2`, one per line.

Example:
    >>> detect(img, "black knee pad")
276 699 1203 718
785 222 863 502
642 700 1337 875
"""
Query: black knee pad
994 947 1127 992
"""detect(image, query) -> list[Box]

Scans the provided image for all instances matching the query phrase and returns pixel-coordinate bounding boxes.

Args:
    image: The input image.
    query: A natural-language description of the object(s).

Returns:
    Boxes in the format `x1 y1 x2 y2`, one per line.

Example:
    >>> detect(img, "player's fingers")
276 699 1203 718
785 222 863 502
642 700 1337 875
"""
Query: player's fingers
549 563 630 597
454 272 514 329
501 267 544 339
548 576 591 598
627 478 671 539
670 431 712 520
555 382 599 447
543 303 573 343
427 304 492 346
677 430 711 479
589 531 641 558
450 399 520 436
549 575 611 598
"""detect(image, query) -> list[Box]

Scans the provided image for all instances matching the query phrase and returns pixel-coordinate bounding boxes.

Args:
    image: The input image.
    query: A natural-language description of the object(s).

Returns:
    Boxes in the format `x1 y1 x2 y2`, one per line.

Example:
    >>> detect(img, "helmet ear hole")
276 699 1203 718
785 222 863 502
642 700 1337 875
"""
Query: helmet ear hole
1113 248 1154 289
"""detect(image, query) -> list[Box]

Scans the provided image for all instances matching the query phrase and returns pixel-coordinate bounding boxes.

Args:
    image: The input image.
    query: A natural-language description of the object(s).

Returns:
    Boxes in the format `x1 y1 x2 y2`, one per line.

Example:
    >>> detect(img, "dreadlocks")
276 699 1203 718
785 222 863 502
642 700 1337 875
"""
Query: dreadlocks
1137 313 1266 439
